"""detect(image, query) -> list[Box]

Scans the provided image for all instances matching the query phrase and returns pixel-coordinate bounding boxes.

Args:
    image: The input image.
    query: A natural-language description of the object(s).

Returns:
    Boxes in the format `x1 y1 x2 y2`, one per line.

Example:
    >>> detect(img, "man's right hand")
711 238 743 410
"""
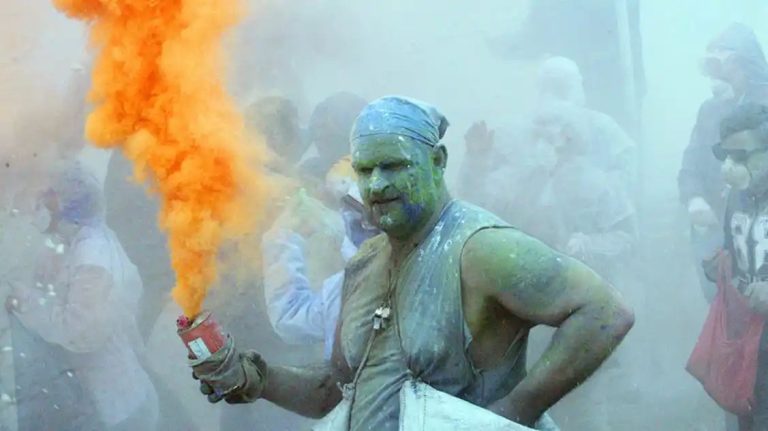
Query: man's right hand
688 196 718 227
464 121 495 153
191 340 268 404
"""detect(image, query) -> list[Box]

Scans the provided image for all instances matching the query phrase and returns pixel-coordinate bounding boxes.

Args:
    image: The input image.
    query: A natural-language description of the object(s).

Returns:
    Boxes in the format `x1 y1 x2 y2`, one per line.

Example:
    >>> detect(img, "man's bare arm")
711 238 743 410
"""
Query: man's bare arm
259 314 351 418
461 228 634 426
261 363 342 418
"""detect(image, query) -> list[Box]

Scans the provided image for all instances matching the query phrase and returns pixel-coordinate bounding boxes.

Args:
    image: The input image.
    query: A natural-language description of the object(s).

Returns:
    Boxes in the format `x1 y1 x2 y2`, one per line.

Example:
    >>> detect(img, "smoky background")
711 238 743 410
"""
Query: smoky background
3 0 768 430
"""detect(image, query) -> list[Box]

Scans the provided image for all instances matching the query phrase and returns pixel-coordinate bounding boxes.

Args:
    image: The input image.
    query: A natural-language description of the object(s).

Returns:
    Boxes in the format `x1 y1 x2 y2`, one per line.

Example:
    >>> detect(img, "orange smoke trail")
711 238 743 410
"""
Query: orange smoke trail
53 0 270 317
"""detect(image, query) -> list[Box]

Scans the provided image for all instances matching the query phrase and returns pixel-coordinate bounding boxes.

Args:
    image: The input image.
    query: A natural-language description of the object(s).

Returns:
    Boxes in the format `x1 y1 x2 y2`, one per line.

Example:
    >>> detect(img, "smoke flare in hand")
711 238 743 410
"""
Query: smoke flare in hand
53 0 270 317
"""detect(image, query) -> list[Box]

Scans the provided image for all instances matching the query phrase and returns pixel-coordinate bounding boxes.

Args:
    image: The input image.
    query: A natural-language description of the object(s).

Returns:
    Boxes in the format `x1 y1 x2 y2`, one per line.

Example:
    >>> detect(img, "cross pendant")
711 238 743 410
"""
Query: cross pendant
373 305 392 330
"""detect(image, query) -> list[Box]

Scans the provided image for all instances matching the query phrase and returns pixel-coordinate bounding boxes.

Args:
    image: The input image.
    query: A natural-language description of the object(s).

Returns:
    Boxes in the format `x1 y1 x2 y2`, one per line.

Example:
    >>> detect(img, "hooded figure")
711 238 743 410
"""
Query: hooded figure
458 57 635 217
678 23 768 302
705 23 768 94
490 101 636 278
537 58 636 192
8 163 158 431
490 0 645 137
537 57 586 107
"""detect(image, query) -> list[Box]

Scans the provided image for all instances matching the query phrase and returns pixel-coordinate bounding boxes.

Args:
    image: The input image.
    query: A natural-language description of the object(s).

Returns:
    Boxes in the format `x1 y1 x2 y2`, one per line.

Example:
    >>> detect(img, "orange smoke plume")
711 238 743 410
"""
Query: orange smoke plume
52 0 270 317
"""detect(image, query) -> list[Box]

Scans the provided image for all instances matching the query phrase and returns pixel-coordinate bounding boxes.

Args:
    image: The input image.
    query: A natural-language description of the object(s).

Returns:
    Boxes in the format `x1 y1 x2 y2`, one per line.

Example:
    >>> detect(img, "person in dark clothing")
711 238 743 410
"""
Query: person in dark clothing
715 103 768 431
678 23 768 302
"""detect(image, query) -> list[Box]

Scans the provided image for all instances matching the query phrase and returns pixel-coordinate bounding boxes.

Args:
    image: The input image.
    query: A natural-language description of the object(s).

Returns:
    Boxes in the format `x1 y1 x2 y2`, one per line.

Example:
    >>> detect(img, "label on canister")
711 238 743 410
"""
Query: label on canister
187 337 212 361
177 311 227 360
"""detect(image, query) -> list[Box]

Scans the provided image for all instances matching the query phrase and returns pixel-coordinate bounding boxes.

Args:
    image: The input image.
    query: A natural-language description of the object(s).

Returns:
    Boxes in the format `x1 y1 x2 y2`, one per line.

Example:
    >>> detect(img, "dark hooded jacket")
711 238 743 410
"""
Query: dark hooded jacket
677 23 768 220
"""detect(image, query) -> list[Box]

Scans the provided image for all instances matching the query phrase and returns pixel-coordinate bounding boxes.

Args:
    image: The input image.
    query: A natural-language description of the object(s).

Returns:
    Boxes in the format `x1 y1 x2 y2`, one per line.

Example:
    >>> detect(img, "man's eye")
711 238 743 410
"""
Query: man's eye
384 163 407 171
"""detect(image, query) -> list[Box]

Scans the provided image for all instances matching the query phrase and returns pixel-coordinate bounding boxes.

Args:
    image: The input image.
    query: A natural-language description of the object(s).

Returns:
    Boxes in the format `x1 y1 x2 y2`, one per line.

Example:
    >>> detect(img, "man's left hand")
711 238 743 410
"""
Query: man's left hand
746 281 768 314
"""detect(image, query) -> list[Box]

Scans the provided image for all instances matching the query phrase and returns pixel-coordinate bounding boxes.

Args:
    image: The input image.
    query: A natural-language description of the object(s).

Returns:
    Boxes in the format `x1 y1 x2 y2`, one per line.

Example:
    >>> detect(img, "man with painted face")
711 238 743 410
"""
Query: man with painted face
713 103 768 430
679 23 768 302
189 96 634 430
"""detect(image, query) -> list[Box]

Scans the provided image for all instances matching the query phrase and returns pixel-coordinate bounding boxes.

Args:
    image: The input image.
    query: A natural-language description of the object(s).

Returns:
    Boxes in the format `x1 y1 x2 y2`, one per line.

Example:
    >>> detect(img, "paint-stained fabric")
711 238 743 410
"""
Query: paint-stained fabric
350 96 449 148
262 229 344 360
340 200 528 431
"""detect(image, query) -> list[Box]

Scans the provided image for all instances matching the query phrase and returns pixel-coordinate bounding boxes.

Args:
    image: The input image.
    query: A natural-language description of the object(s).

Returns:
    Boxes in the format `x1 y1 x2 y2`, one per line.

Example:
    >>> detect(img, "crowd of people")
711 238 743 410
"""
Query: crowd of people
4 10 768 431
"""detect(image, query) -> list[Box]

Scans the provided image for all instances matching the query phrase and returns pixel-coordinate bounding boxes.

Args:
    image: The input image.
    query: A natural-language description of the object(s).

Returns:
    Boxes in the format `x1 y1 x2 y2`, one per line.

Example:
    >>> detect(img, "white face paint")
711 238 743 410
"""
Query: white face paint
722 157 751 190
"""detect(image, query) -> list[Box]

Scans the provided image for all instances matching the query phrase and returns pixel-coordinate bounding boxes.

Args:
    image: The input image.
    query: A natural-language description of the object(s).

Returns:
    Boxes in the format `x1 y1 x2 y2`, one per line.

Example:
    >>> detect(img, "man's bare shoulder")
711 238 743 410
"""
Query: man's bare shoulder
462 227 564 291
462 227 617 326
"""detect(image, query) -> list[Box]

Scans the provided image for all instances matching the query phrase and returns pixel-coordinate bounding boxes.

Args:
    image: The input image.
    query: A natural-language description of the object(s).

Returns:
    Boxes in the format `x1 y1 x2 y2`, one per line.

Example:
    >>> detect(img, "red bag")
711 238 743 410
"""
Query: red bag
687 251 765 415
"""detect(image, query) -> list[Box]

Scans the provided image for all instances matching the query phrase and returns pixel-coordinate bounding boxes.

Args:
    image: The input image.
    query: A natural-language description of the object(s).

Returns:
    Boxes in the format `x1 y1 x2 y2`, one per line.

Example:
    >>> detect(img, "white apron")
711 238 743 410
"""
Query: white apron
311 312 557 431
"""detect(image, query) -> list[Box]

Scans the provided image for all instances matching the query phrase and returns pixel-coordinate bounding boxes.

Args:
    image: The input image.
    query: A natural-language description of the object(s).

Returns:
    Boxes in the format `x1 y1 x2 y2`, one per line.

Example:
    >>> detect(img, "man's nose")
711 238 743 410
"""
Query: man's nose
369 168 390 194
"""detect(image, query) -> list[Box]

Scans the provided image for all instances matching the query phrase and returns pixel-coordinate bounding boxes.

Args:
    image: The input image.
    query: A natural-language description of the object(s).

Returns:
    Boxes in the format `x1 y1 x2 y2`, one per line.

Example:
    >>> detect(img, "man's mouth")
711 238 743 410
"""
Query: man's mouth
371 196 399 205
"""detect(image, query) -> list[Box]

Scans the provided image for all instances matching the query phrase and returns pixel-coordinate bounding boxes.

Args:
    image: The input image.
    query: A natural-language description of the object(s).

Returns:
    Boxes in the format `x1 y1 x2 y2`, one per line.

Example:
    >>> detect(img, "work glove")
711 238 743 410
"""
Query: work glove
190 337 268 404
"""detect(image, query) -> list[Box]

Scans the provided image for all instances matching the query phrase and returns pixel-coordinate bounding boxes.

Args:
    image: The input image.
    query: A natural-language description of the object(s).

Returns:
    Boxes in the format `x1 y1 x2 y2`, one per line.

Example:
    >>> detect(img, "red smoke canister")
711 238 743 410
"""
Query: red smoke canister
177 311 227 361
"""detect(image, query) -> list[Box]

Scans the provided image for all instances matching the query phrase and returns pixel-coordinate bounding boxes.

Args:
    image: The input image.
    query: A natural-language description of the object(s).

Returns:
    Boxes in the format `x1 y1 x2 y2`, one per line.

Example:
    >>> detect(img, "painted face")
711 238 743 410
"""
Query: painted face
701 48 739 84
352 135 444 240
716 129 768 191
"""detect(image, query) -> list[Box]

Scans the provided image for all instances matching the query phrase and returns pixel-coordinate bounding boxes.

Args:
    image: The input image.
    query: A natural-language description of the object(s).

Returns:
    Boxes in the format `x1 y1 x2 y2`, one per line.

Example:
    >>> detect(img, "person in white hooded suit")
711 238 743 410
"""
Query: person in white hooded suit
5 163 158 431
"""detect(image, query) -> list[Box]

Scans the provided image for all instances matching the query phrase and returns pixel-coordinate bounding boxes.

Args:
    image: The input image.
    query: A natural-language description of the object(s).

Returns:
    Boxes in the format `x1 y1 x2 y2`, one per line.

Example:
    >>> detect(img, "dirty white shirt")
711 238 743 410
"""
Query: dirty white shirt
262 229 354 360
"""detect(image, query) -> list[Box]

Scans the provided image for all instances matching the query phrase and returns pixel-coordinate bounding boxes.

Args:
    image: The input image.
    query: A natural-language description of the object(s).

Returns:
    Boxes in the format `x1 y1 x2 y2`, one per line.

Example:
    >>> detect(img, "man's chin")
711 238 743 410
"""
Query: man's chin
374 214 404 234
374 214 394 229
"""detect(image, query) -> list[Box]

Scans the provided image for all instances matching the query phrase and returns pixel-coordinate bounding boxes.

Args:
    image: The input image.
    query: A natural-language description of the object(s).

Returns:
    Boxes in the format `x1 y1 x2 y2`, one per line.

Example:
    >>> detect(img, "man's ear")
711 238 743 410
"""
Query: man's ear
432 145 448 171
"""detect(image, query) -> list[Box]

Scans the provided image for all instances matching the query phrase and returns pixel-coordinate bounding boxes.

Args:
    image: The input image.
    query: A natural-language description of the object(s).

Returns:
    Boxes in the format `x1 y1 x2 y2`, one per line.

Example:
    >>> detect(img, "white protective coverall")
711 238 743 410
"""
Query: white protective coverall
262 226 357 360
10 165 158 429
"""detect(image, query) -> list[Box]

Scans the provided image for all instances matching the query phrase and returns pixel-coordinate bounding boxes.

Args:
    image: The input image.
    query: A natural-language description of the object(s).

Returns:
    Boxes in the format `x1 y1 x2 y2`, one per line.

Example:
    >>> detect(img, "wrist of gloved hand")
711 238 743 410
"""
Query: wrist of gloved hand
191 338 267 404
220 351 268 404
